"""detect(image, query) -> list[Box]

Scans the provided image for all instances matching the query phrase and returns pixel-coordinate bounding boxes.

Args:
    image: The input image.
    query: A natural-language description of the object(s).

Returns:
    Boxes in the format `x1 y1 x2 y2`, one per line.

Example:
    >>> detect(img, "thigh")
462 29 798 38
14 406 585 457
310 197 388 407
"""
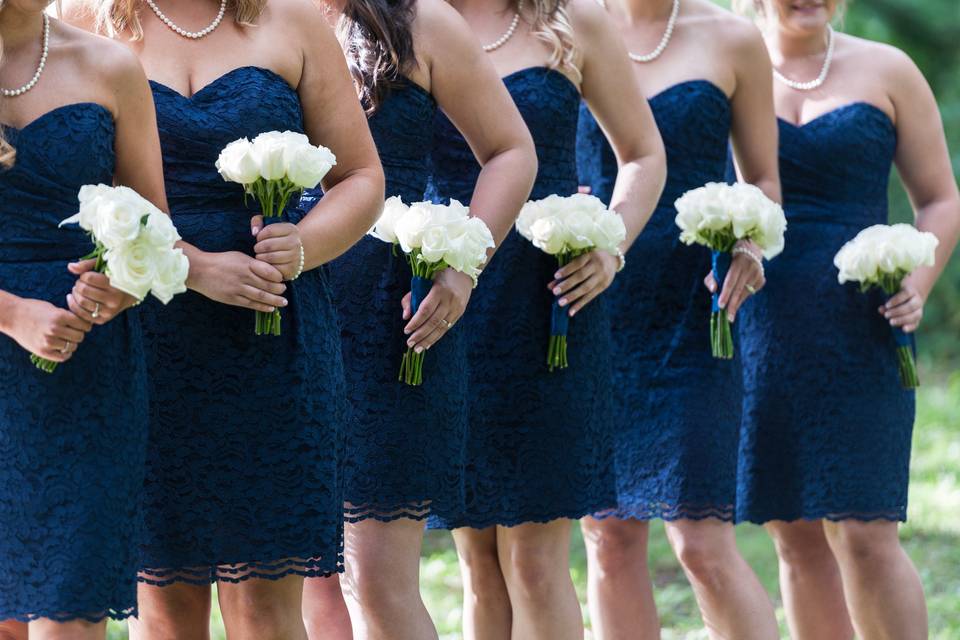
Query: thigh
131 581 211 640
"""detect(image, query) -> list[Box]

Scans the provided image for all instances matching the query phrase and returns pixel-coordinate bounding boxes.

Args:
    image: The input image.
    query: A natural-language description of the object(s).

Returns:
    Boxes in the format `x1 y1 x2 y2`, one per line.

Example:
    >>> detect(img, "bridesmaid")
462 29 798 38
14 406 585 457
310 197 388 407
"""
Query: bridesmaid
575 0 780 638
427 1 666 637
734 1 960 639
300 0 536 638
0 0 166 637
66 0 385 637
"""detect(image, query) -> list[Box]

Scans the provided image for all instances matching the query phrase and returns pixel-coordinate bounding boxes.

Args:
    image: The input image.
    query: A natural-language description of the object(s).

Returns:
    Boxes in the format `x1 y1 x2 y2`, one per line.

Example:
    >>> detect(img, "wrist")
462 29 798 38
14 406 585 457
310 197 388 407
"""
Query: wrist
0 291 24 334
181 245 211 291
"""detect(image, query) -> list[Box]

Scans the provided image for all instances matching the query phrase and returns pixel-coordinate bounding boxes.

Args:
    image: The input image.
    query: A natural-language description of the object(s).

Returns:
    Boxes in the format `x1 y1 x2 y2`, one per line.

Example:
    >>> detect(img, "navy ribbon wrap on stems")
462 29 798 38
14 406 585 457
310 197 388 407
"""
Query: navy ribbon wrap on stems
547 292 571 372
399 275 434 386
710 250 735 359
884 291 919 389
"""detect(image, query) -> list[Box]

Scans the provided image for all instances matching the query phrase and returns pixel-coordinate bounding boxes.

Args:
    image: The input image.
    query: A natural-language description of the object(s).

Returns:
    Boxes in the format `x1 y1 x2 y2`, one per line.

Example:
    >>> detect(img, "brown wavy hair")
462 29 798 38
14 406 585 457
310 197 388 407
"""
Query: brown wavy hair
88 0 266 38
337 0 416 114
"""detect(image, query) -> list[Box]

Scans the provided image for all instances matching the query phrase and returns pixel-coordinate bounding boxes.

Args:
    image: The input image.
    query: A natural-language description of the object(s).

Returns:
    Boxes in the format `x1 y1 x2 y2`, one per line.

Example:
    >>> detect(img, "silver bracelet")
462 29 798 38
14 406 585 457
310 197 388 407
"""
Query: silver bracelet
290 243 305 281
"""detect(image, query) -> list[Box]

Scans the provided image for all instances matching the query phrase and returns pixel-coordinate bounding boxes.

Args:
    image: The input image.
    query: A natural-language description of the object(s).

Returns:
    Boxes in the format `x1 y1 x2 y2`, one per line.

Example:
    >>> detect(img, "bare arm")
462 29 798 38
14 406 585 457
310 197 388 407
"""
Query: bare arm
401 0 538 351
551 0 666 316
883 49 960 332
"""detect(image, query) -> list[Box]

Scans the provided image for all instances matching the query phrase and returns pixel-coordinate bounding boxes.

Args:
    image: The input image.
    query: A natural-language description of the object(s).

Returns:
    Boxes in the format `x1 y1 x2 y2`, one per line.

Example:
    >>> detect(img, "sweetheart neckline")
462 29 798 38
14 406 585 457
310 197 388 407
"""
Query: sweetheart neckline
148 65 295 101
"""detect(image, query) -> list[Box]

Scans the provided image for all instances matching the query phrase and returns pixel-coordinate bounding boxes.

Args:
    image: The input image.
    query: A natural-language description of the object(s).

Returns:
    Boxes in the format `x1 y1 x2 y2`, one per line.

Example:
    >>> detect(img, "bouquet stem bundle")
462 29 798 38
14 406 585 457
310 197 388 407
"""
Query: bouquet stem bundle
398 269 437 386
247 178 300 337
710 249 734 360
547 250 586 372
877 272 919 389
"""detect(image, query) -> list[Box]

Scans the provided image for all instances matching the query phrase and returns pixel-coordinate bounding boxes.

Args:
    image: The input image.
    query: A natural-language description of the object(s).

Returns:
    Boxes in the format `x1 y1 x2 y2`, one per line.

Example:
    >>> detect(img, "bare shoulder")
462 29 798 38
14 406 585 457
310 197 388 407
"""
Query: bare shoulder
55 19 144 86
686 1 766 59
415 0 480 59
836 33 927 103
264 0 331 37
566 0 614 42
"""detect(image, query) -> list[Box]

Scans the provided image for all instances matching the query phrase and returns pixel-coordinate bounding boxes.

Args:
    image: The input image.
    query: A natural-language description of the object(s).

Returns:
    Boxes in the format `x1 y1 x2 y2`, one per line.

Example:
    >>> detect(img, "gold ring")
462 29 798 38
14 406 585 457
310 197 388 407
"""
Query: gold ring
746 284 757 295
91 303 101 319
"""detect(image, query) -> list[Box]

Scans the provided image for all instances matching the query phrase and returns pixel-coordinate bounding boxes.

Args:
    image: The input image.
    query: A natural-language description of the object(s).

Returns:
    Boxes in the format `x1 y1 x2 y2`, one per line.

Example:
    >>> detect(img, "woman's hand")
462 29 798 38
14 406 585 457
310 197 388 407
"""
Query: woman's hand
66 259 137 325
548 250 619 317
704 240 767 322
189 250 289 313
251 216 304 281
881 279 925 333
401 269 473 353
5 297 92 363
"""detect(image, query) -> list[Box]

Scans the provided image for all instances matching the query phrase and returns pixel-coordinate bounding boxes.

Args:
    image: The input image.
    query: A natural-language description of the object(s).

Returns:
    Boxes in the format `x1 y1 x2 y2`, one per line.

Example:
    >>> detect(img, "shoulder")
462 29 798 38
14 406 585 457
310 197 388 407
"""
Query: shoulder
689 2 766 60
835 34 928 103
264 0 332 36
415 0 485 69
54 19 145 86
566 0 613 39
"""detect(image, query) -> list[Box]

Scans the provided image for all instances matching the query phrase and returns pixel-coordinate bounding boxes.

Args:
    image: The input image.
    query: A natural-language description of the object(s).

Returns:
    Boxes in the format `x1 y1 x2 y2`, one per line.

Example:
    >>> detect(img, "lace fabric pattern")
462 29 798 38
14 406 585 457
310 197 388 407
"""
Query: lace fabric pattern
735 104 915 524
139 66 347 584
427 68 618 529
578 81 741 522
300 81 469 524
0 104 148 621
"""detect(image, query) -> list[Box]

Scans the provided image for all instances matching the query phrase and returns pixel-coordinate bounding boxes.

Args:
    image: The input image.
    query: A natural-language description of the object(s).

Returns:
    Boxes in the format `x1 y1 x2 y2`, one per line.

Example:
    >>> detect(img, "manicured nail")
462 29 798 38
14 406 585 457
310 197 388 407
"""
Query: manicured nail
281 299 289 307
415 346 424 354
569 309 577 317
555 272 563 279
559 298 567 307
553 287 562 295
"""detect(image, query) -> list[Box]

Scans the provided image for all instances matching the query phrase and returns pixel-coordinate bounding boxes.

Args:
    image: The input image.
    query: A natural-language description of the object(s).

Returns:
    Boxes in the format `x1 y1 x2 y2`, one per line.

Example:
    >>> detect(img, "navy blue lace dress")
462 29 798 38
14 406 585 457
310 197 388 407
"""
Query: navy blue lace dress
577 81 741 521
300 80 467 522
139 66 346 584
736 104 915 523
0 104 147 621
427 67 616 529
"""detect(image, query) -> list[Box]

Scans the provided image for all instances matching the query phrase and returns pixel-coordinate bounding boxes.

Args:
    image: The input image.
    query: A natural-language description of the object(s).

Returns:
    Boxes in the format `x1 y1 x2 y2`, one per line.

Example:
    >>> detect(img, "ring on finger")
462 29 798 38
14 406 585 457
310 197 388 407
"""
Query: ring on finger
442 318 454 330
745 284 757 295
60 340 72 355
91 303 101 319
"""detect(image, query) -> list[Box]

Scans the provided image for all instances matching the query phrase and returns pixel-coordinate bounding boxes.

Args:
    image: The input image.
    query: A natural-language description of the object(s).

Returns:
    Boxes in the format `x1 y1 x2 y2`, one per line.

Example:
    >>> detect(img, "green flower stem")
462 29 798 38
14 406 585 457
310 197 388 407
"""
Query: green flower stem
711 311 734 360
248 178 303 337
398 251 447 387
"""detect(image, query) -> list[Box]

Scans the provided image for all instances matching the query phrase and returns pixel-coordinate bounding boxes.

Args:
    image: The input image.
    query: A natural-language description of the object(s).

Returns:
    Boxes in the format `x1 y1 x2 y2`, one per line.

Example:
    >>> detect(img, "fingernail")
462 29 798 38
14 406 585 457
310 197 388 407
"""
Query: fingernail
553 287 562 295
415 346 424 354
555 272 562 279
728 313 735 323
559 298 567 307
569 309 576 317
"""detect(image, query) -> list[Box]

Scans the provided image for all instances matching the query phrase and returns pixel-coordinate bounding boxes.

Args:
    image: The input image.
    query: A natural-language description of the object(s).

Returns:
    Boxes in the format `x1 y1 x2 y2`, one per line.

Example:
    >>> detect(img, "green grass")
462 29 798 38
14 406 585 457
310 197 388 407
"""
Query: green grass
109 373 960 639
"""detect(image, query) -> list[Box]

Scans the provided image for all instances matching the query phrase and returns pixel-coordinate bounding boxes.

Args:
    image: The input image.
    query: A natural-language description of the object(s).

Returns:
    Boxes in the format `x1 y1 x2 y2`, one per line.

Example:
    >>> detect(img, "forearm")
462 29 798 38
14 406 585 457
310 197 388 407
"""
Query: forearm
297 168 385 270
0 290 23 336
175 240 210 291
465 146 538 248
610 153 667 252
910 196 960 300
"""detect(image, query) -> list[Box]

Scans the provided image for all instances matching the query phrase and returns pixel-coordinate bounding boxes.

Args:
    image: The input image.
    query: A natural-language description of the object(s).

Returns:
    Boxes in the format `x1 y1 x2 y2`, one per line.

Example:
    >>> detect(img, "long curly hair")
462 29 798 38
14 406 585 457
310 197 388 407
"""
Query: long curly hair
337 0 417 114
87 0 266 38
526 0 580 84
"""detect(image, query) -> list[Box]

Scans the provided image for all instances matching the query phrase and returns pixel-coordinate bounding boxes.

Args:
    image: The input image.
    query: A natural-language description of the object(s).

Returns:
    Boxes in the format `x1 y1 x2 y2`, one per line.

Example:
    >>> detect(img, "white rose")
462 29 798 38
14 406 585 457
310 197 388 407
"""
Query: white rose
369 196 407 244
150 247 190 304
286 143 337 188
216 138 260 185
395 203 436 253
561 208 596 251
444 217 494 276
591 210 627 253
250 133 288 181
94 187 148 251
516 200 547 240
530 217 567 255
420 224 451 264
142 210 181 250
105 237 158 301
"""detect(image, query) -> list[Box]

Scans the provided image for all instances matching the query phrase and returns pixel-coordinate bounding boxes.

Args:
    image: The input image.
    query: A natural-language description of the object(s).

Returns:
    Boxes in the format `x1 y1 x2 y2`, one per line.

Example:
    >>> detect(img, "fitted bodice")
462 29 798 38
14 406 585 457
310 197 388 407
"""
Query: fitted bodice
577 80 731 206
150 66 304 216
371 80 437 201
778 103 896 227
0 104 115 263
429 66 580 203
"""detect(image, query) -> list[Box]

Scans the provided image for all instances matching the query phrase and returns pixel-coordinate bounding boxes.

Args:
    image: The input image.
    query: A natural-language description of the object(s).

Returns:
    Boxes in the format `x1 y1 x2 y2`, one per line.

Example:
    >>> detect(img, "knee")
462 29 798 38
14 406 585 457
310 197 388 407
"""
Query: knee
503 544 566 604
457 543 507 601
825 521 899 566
768 524 836 569
135 587 210 639
583 520 648 579
668 525 732 588
0 621 26 640
221 581 302 638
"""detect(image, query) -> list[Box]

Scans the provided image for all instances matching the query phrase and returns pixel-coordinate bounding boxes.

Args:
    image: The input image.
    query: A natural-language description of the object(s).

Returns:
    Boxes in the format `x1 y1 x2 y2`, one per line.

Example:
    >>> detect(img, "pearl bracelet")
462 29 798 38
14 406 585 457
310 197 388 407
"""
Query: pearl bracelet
290 243 305 281
732 245 764 275
616 248 627 273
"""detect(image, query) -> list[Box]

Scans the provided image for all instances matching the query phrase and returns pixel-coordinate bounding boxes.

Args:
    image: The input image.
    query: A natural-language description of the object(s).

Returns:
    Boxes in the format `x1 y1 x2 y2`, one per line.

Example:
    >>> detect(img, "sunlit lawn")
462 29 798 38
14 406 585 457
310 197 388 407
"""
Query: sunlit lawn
109 372 960 639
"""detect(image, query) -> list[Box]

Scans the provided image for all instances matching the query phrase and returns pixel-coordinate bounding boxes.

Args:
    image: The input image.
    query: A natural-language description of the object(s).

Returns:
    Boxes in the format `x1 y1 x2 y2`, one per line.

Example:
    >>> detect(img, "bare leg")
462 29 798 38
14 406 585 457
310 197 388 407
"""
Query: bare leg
665 519 778 640
303 575 353 640
28 620 106 640
0 620 26 640
497 520 583 640
823 520 927 640
580 517 659 640
340 519 436 640
218 574 308 640
766 520 854 640
129 581 211 640
451 527 512 640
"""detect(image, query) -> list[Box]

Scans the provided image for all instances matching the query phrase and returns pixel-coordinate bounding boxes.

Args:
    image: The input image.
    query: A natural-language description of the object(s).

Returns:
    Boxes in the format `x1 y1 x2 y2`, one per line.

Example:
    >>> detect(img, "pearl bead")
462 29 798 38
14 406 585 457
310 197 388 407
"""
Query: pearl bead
1 14 50 98
146 0 227 40
773 27 835 92
482 0 524 53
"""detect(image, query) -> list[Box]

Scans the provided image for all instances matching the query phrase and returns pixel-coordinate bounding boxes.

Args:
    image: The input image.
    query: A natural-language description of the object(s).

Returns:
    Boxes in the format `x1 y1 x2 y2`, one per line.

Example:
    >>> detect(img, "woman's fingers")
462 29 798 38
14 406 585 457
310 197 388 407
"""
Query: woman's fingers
250 214 265 236
561 273 604 311
67 258 98 276
400 292 413 320
248 259 286 284
67 293 99 325
703 272 718 294
569 275 606 316
253 236 298 255
405 291 442 338
240 285 288 312
883 294 922 320
550 262 595 297
553 254 591 281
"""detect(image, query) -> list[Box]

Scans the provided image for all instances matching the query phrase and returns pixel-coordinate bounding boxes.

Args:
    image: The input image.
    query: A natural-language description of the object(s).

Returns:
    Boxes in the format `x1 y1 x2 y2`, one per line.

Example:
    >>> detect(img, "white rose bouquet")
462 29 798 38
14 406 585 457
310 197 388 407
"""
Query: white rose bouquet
674 182 786 359
833 223 938 388
32 184 189 373
516 193 626 371
216 130 337 336
369 196 494 386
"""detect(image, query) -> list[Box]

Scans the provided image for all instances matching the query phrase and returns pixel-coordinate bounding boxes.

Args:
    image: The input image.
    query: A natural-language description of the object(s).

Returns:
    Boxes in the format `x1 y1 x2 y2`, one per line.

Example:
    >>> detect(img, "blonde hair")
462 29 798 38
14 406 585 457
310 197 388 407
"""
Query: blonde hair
88 0 266 38
0 1 15 167
526 0 581 85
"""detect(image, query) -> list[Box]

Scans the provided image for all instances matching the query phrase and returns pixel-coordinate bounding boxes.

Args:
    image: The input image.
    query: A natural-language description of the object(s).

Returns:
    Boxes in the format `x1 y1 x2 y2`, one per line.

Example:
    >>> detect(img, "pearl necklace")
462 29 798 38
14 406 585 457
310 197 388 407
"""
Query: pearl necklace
482 0 524 52
1 14 50 98
773 26 834 91
598 0 680 63
146 0 227 40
